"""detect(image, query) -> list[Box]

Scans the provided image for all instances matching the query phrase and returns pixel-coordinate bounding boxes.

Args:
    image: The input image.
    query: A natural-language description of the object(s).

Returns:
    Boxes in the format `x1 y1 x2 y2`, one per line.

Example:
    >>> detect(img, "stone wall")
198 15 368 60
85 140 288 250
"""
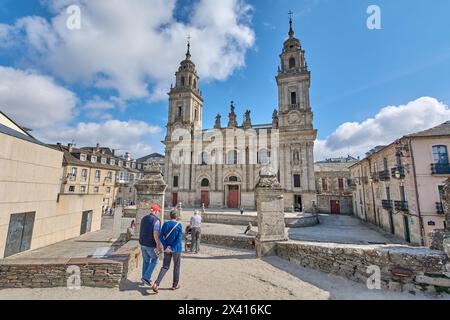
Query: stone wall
275 241 450 294
201 234 255 250
0 241 142 289
201 212 319 228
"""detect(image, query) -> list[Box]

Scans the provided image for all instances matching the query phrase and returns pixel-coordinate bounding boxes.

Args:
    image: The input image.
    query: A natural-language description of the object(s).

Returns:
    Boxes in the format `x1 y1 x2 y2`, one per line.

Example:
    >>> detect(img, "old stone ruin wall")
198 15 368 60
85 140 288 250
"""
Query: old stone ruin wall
275 241 450 294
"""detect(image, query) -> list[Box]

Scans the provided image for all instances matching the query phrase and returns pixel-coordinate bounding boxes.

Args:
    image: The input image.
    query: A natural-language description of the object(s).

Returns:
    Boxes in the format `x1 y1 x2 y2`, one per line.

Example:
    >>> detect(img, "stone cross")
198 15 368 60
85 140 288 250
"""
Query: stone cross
133 161 167 238
255 166 287 257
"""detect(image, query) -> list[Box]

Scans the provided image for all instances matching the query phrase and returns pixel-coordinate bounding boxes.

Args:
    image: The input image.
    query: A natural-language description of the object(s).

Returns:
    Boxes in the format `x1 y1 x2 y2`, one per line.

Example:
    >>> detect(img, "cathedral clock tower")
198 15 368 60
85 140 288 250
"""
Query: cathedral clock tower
163 41 204 207
276 14 317 212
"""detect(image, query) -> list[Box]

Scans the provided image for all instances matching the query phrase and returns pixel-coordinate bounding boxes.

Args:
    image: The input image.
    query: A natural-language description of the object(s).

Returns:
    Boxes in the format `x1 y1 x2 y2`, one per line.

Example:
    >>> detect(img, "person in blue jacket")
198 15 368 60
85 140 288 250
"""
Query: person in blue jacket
152 211 183 293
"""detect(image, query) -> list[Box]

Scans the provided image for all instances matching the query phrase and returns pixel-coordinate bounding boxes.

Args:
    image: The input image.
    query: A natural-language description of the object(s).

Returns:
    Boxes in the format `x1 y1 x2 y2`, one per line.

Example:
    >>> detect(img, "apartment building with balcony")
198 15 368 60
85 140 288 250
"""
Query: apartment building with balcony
349 121 450 246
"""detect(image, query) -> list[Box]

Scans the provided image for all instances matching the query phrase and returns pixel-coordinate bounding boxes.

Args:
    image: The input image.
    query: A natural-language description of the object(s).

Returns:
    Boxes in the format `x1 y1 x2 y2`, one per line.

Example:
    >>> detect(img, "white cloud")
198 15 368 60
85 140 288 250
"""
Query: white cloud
0 66 77 129
315 97 450 160
0 65 162 157
2 0 255 101
40 120 163 158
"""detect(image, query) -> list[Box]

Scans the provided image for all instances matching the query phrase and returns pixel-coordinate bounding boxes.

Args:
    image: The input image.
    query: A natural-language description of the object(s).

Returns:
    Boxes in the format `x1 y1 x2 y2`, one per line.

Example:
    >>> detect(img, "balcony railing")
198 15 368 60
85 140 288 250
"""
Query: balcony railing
382 200 393 210
394 201 409 212
436 202 444 214
431 163 450 175
378 170 391 181
391 166 406 179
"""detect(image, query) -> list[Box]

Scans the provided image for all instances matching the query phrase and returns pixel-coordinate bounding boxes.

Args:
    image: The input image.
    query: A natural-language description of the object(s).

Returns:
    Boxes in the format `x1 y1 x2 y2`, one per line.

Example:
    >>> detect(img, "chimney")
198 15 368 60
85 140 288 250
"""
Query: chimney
68 143 73 152
96 143 100 152
112 149 115 156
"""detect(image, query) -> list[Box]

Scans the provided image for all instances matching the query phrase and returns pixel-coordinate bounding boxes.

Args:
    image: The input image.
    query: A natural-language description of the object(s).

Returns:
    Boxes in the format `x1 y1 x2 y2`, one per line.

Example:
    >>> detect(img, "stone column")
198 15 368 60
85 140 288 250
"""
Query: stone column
133 161 167 239
430 178 450 251
255 166 288 258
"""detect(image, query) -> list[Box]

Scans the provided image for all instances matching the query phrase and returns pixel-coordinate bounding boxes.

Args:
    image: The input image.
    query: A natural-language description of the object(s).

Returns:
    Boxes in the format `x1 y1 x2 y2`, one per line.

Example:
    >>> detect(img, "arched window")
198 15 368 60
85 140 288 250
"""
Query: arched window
193 79 197 88
229 176 238 182
181 76 185 86
293 151 300 162
258 149 270 165
201 178 210 187
227 150 238 165
289 57 296 69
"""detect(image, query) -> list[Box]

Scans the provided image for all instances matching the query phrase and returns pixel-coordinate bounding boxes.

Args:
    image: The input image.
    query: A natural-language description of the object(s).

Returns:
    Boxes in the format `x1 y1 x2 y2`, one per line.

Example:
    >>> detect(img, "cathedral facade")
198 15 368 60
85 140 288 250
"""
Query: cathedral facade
163 19 317 211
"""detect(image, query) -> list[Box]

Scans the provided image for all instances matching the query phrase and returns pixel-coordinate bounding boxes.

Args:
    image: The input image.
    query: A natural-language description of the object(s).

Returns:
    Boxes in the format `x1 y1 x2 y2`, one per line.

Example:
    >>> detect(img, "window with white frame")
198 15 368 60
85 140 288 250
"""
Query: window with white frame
91 156 97 163
80 186 86 193
101 158 107 165
70 167 77 180
81 169 88 182
95 170 101 182
110 159 116 166
80 154 87 161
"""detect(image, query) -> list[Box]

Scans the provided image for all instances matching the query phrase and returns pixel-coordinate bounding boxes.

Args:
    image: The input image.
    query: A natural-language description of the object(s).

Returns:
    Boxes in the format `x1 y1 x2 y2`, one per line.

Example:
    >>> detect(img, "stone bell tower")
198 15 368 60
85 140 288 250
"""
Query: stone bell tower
163 40 204 208
276 14 317 212
166 40 203 139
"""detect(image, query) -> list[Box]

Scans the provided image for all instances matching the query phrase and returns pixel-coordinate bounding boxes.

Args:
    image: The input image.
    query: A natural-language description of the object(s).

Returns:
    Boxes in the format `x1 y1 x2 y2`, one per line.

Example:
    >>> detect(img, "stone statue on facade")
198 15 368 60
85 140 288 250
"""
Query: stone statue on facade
227 101 238 128
242 110 252 129
272 109 279 129
214 113 222 129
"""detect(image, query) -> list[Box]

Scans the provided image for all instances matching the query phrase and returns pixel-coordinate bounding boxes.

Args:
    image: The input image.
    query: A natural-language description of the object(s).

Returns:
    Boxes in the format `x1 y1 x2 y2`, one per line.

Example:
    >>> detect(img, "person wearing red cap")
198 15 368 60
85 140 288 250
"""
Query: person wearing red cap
139 203 162 287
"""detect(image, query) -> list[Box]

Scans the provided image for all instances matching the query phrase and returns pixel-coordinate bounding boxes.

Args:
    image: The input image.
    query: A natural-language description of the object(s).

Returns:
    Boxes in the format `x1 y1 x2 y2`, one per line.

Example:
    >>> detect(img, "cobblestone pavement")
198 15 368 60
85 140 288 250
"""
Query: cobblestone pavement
0 244 445 300
287 214 407 245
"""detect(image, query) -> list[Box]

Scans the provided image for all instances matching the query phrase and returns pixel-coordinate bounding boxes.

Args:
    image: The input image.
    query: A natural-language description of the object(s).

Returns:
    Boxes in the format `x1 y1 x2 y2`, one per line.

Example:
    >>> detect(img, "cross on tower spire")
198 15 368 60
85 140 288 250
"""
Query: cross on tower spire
288 10 295 38
186 34 191 59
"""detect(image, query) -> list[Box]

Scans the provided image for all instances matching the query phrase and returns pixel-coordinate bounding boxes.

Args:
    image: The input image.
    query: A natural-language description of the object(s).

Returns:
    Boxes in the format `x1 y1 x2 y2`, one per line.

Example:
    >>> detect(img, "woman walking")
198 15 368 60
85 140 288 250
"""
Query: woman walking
152 211 183 293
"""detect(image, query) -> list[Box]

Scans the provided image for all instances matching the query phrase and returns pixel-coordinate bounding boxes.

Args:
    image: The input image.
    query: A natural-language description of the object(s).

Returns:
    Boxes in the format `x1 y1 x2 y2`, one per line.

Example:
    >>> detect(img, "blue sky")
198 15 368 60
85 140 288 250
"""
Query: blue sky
0 0 449 159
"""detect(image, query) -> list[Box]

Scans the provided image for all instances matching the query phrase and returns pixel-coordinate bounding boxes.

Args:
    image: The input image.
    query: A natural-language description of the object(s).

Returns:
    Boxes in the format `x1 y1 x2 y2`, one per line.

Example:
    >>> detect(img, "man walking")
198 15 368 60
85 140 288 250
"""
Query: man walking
190 210 202 254
152 211 183 293
139 203 162 287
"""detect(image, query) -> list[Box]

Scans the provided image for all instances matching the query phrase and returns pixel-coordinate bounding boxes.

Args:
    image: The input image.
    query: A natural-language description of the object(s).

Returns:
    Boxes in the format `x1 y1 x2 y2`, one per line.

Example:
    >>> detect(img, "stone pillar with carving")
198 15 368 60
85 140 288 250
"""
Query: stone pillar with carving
255 166 288 258
430 178 450 251
133 161 167 239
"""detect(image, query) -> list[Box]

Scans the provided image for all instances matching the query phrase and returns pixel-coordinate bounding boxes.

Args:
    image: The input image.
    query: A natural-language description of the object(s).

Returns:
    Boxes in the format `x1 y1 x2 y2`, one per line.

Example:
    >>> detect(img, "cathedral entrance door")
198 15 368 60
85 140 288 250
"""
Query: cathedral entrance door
201 191 209 208
172 193 178 207
227 186 239 208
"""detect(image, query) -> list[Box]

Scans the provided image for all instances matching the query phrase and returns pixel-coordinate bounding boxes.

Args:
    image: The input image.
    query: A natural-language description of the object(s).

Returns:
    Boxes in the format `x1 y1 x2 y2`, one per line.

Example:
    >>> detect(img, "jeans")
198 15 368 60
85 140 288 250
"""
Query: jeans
191 227 201 253
141 245 159 282
155 252 181 288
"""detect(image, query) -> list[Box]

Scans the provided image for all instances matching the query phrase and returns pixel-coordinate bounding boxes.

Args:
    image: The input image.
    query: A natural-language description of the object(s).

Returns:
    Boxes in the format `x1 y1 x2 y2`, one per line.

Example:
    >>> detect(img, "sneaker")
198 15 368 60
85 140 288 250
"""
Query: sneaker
141 278 152 287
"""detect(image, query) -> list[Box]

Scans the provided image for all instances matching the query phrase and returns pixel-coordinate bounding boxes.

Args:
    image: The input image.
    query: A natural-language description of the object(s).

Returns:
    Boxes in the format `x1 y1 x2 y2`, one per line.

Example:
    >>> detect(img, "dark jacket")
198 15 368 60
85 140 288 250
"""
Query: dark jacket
139 214 160 248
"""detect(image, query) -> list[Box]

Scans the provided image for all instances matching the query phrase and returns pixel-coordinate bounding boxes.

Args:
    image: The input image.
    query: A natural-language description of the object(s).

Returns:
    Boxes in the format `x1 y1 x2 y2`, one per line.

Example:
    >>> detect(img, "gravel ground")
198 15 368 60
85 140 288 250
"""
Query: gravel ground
0 244 446 300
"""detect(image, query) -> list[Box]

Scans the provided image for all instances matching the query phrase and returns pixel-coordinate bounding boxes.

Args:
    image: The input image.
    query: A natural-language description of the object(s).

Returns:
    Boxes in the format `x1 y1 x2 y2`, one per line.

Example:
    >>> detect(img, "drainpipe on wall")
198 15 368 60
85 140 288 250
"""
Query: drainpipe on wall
360 162 368 221
368 158 378 226
408 138 425 247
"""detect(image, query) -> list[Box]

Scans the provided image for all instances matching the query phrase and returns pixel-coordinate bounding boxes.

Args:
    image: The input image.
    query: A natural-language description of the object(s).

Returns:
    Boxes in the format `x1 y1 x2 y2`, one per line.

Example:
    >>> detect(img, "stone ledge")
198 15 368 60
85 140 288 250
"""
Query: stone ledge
275 241 450 295
0 240 142 289
201 234 255 250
